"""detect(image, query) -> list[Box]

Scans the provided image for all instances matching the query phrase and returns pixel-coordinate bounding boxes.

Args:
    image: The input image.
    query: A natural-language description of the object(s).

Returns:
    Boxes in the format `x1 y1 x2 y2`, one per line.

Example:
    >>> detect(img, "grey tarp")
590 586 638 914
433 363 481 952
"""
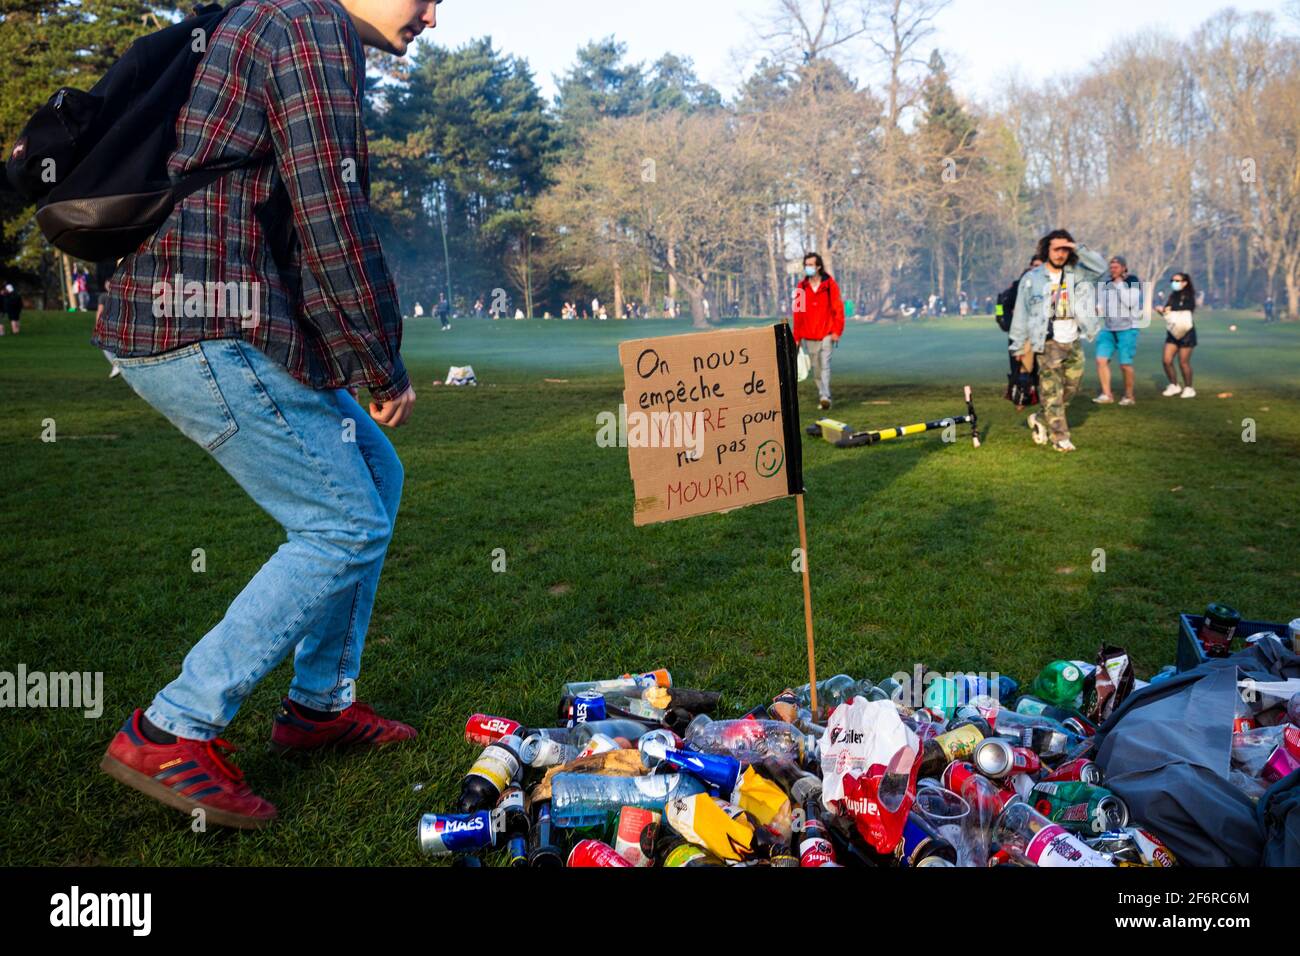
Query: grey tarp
1093 636 1300 867
1258 769 1300 867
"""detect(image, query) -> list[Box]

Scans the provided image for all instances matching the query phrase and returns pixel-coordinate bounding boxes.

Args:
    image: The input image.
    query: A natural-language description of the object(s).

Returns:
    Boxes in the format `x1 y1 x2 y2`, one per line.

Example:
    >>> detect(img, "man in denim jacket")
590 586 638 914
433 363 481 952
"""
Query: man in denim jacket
1009 229 1108 452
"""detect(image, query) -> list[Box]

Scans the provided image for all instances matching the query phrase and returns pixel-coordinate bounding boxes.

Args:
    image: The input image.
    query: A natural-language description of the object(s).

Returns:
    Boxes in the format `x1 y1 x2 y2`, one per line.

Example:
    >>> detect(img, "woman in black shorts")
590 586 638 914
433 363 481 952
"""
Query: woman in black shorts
1157 272 1198 398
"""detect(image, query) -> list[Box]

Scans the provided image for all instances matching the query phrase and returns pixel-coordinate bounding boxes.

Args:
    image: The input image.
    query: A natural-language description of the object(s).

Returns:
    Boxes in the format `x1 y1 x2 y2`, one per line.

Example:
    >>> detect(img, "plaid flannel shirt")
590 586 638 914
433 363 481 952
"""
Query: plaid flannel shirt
93 0 409 401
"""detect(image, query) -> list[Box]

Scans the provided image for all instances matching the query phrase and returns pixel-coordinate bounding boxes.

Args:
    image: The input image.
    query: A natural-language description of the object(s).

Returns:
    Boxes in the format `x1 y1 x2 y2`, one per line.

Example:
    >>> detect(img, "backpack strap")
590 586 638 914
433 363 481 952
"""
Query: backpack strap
170 162 252 205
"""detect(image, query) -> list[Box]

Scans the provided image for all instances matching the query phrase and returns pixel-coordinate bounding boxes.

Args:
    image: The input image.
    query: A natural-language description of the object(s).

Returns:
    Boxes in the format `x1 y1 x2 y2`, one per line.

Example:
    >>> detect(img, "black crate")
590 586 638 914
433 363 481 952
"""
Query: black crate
1177 614 1292 672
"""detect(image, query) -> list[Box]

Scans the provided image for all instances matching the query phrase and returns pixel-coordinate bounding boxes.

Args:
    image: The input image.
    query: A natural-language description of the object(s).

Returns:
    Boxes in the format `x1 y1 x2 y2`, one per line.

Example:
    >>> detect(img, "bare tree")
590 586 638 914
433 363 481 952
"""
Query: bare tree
537 111 770 328
756 0 872 68
867 0 953 129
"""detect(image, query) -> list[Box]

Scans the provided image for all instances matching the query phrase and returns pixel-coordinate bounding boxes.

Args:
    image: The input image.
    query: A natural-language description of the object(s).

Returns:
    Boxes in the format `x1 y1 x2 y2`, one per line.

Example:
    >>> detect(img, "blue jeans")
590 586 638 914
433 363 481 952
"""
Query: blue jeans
112 340 403 740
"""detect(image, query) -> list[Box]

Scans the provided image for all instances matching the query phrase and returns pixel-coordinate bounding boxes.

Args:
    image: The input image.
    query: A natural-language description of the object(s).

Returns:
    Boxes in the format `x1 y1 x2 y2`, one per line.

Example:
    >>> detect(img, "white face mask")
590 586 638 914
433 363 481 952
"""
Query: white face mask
805 266 817 278
1171 282 1185 292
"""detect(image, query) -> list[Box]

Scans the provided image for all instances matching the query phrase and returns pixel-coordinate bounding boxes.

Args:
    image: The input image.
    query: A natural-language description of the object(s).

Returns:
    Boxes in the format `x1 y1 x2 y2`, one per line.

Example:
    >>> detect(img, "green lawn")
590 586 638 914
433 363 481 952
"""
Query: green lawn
1 310 1297 865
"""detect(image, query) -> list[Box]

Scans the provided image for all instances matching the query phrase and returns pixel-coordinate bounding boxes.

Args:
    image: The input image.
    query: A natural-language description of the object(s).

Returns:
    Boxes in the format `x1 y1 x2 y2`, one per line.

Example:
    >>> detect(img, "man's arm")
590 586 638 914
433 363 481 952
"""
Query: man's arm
1074 244 1108 279
263 10 409 401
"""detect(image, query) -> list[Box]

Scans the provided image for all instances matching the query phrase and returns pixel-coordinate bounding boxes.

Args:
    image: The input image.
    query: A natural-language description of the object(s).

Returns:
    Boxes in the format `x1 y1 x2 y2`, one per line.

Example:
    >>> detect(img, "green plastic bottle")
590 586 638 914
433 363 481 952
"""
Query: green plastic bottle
1029 661 1085 708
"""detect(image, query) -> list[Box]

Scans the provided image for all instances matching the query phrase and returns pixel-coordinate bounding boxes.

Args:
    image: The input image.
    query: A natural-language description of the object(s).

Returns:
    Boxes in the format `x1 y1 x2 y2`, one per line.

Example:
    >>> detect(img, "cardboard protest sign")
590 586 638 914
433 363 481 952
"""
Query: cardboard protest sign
618 323 804 526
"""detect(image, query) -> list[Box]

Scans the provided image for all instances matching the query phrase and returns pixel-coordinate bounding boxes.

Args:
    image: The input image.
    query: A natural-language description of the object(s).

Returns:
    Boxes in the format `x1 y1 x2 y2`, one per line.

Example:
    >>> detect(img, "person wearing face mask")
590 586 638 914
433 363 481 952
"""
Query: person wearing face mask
1008 229 1109 452
792 252 845 411
1156 272 1198 398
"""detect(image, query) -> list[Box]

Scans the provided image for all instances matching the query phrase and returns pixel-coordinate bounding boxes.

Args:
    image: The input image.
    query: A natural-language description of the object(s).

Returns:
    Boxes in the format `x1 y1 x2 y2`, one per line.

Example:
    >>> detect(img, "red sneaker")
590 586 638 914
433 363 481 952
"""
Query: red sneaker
100 710 277 829
269 699 418 755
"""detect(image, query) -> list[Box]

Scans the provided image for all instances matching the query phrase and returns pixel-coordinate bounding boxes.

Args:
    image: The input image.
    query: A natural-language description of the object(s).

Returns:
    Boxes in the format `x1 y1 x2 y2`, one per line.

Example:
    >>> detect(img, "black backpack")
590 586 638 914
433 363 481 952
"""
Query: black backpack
994 278 1019 333
5 2 250 261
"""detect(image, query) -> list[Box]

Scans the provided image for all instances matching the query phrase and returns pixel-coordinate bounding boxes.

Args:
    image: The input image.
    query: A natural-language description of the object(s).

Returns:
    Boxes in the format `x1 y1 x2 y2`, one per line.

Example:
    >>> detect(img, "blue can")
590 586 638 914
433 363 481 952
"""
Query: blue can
571 691 607 726
418 811 495 856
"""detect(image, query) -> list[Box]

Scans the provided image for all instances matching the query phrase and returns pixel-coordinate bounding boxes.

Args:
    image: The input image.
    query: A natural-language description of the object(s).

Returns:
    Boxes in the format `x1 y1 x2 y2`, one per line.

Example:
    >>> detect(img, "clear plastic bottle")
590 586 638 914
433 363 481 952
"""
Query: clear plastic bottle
976 705 1082 746
572 718 655 745
685 714 815 764
550 772 707 828
562 672 669 702
794 674 859 713
993 801 1112 867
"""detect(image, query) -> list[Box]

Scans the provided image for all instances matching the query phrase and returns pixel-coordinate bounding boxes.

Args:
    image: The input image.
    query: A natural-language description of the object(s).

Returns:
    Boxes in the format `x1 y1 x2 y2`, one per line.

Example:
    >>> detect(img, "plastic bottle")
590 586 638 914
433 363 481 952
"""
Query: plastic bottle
853 678 893 703
562 671 670 702
1009 696 1088 726
1288 692 1300 728
457 734 523 813
572 718 655 745
550 772 707 828
958 774 1016 867
1028 661 1085 707
973 705 1085 756
993 802 1113 867
685 714 815 764
794 674 860 715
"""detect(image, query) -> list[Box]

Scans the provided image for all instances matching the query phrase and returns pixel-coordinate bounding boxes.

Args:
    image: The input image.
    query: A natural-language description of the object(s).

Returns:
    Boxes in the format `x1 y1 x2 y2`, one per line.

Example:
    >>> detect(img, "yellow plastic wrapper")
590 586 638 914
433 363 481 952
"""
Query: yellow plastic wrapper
735 766 789 828
666 793 754 862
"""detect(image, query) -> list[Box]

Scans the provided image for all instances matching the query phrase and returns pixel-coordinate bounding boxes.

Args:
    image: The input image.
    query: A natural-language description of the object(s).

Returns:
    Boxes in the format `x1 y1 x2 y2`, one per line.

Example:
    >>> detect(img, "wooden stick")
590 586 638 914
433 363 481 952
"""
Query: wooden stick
795 493 818 717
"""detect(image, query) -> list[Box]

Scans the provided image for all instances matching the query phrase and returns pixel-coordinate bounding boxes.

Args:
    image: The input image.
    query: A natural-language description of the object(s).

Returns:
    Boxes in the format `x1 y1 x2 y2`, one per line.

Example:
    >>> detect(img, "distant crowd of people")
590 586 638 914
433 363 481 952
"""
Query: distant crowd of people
1000 229 1207 454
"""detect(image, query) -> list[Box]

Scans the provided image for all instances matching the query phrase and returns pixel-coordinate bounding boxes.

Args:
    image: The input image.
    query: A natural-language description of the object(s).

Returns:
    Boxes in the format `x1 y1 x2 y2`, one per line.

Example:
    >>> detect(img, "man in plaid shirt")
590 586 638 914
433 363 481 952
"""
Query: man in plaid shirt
99 0 441 830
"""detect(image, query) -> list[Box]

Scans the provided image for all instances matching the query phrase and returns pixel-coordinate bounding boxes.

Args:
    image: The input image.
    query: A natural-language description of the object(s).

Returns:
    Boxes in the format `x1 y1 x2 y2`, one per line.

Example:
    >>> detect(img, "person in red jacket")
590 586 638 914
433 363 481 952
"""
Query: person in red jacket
792 252 846 410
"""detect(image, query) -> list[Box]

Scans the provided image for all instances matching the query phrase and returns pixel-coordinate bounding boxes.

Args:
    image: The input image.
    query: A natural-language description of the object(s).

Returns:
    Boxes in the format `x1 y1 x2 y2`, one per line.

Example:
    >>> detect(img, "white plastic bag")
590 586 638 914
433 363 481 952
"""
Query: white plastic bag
796 346 811 383
1165 309 1194 340
820 698 919 813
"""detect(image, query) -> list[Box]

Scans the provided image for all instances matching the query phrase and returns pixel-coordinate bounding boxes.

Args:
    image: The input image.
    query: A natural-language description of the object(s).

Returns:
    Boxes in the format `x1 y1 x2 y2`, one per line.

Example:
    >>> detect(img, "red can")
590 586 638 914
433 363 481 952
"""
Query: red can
1041 757 1103 785
1233 715 1258 734
464 714 523 747
568 839 633 868
941 760 1017 811
941 760 979 794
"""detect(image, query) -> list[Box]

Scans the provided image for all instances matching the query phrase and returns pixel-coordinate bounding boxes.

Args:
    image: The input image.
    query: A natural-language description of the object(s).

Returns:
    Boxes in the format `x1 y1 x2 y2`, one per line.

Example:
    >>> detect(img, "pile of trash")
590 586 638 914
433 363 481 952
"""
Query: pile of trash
419 630 1300 868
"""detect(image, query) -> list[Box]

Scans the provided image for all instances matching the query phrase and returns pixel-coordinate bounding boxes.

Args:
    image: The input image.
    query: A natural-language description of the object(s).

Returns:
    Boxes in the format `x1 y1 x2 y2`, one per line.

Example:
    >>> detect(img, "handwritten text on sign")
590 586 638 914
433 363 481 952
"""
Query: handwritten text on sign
619 326 794 526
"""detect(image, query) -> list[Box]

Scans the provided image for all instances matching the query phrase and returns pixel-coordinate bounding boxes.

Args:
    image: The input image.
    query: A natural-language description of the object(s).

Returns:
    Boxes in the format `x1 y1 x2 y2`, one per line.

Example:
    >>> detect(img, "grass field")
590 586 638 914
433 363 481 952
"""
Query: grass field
1 309 1297 865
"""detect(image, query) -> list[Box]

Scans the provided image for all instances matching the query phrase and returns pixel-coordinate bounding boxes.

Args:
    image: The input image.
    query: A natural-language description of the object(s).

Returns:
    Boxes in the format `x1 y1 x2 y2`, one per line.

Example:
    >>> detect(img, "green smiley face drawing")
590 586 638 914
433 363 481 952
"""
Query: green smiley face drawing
755 440 784 478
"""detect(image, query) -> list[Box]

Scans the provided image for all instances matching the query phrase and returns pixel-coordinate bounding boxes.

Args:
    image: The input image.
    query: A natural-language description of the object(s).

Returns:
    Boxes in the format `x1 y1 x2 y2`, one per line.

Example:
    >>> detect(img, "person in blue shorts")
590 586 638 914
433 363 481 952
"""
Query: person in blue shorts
1093 256 1143 406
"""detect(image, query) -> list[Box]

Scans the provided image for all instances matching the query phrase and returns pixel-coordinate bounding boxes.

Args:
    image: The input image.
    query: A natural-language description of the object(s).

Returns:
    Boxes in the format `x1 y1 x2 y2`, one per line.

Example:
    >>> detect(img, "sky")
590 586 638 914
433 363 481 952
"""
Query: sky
422 0 1292 106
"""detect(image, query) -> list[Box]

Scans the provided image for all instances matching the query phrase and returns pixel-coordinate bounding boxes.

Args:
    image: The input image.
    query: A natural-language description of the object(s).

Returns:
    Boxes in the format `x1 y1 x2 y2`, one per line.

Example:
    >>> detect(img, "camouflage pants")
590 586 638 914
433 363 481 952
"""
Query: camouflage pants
1037 340 1085 442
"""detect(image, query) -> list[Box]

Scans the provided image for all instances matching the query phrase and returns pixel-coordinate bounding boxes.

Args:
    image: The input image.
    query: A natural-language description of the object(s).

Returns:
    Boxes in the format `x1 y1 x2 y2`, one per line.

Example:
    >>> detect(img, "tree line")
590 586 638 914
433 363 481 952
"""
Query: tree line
2 1 1298 325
